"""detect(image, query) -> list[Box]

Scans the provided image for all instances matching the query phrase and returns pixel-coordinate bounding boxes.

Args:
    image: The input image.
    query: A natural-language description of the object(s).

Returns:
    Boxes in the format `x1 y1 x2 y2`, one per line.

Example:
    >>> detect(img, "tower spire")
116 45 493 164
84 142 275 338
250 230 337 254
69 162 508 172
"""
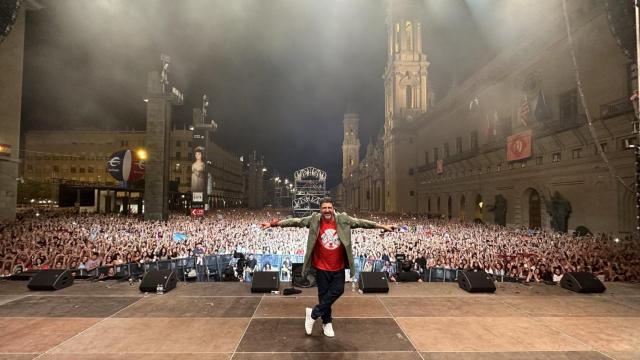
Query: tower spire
342 110 360 180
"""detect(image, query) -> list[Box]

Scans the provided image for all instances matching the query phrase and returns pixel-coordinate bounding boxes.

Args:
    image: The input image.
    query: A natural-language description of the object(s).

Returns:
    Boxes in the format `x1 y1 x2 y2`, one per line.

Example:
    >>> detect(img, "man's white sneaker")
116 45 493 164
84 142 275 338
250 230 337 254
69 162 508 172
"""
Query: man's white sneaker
322 323 335 337
305 307 315 335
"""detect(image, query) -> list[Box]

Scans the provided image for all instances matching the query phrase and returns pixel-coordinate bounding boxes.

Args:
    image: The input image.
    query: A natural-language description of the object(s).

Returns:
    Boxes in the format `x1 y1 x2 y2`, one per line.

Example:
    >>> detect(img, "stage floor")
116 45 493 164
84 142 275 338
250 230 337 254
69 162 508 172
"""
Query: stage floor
0 279 638 359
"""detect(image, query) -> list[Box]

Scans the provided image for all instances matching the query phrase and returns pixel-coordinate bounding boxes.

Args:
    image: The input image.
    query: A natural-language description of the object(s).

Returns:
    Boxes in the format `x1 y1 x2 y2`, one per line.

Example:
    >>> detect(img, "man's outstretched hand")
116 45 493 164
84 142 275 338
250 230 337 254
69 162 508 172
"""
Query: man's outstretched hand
377 224 395 232
261 219 279 229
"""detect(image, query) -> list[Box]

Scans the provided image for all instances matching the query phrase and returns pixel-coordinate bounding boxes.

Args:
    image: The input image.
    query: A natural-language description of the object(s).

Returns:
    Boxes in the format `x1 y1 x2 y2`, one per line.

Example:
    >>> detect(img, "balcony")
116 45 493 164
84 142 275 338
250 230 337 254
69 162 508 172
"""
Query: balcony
600 97 634 120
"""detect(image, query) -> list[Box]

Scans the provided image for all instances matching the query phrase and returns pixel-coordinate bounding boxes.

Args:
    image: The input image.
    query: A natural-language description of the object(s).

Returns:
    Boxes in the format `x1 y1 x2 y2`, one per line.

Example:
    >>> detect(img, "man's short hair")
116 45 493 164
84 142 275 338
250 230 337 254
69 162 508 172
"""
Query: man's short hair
320 197 334 207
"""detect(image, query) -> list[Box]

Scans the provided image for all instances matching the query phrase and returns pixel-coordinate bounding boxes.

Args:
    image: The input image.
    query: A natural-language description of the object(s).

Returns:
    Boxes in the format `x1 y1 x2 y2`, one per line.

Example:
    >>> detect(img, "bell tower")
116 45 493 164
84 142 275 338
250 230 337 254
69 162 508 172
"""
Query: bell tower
383 0 429 212
342 107 360 181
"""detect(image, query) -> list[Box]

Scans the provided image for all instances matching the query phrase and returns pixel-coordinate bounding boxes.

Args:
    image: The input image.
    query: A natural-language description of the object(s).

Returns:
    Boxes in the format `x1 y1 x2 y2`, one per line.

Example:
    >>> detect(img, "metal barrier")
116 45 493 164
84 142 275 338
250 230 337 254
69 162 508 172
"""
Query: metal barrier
80 255 520 284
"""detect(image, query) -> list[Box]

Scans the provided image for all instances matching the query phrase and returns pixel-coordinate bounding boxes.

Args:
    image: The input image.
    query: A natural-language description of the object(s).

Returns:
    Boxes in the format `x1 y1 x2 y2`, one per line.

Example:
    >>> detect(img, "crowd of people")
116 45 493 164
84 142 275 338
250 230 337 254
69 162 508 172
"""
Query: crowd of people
1 208 639 283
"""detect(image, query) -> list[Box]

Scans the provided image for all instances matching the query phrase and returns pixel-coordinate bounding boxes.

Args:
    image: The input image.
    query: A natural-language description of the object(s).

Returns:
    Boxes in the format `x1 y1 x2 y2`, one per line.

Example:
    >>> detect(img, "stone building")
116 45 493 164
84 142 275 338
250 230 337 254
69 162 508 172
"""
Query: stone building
0 1 42 221
243 151 266 209
341 0 635 237
341 120 385 212
22 128 245 207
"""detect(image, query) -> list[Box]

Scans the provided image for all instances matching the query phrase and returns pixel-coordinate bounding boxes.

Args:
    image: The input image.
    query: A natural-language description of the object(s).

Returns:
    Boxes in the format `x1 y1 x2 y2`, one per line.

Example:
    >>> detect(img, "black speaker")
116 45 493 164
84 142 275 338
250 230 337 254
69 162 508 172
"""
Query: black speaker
358 271 389 293
27 269 74 291
139 269 178 293
560 272 606 293
457 270 496 293
251 271 280 293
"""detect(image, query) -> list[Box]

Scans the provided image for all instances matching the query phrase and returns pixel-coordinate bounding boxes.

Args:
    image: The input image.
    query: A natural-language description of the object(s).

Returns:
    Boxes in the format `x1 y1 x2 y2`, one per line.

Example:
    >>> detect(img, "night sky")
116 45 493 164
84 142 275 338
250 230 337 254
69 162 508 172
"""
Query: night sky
21 0 539 187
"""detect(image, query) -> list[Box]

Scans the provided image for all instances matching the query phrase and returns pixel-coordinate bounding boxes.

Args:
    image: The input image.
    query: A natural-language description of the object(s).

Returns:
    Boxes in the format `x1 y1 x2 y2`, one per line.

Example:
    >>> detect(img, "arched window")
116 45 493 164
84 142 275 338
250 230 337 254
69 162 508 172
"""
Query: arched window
394 23 400 52
406 86 413 108
405 21 413 50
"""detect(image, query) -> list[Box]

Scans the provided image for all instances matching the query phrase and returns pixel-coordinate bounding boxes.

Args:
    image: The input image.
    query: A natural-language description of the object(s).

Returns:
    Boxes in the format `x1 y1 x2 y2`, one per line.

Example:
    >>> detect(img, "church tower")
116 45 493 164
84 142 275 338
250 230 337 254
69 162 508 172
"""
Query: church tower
383 0 429 212
342 107 360 181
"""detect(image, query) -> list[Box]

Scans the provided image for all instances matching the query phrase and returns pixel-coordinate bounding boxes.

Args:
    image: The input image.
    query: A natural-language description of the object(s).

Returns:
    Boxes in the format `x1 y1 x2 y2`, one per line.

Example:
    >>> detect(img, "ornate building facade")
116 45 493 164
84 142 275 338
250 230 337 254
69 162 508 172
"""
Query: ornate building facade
341 0 635 237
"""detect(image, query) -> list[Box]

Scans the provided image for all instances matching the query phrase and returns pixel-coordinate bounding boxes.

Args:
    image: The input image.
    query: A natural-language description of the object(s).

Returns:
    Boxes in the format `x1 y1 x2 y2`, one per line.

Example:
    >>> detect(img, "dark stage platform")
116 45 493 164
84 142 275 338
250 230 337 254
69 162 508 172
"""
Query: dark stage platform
0 280 638 359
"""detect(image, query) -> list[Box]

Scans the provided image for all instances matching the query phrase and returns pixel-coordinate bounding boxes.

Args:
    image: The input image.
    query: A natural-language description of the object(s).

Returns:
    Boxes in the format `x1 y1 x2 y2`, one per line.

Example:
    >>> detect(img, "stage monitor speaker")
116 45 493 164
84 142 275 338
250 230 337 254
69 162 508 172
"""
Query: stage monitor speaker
27 269 74 291
358 271 389 293
139 269 178 293
560 272 606 293
458 270 496 293
251 271 280 293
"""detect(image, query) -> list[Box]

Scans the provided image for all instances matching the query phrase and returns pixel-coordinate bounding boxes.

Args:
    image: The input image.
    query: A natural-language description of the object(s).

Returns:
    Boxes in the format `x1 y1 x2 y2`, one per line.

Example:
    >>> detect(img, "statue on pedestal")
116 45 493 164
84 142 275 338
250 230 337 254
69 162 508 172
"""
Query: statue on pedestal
544 191 572 233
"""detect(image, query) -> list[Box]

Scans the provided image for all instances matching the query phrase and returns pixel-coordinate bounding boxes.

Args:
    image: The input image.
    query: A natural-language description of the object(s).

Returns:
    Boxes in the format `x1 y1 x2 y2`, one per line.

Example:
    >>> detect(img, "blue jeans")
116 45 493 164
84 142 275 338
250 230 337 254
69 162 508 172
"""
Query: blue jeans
311 268 345 324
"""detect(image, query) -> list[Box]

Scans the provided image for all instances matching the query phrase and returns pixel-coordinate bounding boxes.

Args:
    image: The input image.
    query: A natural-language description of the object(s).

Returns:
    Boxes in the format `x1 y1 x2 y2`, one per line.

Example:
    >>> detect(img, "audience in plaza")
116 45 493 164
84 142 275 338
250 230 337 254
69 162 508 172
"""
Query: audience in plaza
1 208 639 283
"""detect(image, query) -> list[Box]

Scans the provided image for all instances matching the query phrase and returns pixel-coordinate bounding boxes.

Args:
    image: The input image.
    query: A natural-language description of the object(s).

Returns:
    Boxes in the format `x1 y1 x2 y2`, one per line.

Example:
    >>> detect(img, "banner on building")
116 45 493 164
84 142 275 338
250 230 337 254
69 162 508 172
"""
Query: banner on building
191 128 208 213
436 159 444 174
506 130 533 161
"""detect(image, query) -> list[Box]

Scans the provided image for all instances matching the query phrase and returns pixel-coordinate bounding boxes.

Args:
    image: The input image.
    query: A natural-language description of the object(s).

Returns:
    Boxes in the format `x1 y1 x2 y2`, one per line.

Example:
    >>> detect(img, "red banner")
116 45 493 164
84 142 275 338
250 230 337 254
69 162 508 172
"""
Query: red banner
506 130 532 161
190 208 204 217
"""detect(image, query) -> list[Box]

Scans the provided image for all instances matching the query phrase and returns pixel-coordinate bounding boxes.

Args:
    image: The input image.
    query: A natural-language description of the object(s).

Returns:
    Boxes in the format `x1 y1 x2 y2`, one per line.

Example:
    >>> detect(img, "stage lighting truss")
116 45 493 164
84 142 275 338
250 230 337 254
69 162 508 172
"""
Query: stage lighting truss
292 167 327 217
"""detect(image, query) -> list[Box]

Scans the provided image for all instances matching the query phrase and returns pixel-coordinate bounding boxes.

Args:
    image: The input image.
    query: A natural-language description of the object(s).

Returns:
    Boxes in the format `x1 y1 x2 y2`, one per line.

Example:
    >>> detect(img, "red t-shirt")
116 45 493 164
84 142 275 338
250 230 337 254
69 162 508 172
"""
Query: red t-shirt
312 218 345 271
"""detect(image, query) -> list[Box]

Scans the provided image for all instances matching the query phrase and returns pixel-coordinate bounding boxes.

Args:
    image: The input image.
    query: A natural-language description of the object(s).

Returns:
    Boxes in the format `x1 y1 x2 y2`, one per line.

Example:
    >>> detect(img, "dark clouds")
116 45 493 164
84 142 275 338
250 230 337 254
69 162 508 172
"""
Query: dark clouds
21 0 540 187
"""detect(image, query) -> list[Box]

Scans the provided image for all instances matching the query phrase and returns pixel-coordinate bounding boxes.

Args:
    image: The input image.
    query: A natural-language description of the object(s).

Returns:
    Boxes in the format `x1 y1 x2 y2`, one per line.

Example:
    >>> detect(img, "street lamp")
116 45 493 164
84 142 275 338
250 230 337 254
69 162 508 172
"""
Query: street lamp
135 148 148 161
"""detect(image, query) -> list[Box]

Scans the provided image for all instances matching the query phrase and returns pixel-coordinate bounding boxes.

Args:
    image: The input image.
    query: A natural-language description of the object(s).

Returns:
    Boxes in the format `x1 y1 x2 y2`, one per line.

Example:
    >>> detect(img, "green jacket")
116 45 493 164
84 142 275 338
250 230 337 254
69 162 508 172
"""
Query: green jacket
278 212 377 277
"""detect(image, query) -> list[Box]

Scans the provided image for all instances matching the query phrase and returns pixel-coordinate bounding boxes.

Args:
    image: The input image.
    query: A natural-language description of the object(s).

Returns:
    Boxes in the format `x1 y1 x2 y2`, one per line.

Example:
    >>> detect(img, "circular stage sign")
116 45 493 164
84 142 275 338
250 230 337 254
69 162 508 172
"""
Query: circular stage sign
107 149 145 182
